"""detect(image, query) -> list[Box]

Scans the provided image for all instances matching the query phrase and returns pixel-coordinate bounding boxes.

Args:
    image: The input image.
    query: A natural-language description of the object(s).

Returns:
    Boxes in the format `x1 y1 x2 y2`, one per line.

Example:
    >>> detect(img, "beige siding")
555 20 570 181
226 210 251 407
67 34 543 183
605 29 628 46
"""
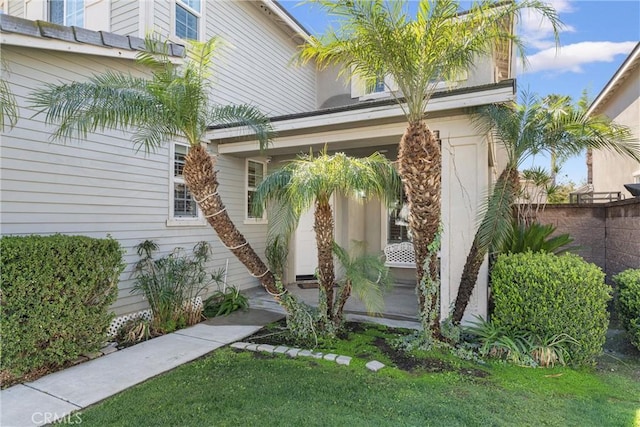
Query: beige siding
592 66 640 195
110 0 139 36
0 45 265 316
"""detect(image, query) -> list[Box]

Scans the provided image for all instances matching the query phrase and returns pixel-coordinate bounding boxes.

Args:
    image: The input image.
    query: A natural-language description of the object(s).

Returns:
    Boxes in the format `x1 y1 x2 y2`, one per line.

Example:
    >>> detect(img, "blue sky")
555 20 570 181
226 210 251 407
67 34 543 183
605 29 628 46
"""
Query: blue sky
279 0 640 185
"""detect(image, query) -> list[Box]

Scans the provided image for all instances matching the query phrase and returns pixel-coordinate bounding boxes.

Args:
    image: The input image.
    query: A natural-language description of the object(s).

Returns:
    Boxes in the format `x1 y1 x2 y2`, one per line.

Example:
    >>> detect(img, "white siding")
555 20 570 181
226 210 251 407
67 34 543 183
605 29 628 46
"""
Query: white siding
0 45 266 316
110 0 139 36
199 1 316 116
7 0 24 17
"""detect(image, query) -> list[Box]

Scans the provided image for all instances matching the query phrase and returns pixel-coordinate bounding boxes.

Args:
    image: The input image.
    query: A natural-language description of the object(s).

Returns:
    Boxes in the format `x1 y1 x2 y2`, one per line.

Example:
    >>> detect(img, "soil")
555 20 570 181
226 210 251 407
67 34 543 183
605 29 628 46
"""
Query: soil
244 321 489 378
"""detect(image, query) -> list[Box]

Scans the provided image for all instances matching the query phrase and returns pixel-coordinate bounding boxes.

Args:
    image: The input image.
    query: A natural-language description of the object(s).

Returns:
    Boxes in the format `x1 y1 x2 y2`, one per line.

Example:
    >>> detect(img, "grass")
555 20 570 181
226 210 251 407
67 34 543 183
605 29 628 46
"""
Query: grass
77 323 640 427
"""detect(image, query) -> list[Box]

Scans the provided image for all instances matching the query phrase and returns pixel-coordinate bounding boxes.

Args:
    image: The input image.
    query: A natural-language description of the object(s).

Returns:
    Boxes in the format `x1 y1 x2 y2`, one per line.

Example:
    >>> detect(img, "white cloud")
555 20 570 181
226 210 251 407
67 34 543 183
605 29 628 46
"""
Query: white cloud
519 0 575 50
519 41 637 74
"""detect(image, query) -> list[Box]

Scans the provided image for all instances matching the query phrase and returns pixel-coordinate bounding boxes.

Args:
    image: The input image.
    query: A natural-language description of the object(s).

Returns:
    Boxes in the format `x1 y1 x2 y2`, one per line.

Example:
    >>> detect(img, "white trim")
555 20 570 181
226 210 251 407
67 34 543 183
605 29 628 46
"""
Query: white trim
245 158 268 223
260 0 311 42
209 84 514 144
138 0 155 38
171 0 205 43
1 33 184 64
587 43 640 116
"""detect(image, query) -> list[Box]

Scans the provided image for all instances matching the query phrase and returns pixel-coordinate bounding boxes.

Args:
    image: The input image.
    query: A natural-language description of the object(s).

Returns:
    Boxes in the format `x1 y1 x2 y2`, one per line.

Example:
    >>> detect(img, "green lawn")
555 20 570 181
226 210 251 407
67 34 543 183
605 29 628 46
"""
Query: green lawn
77 324 640 427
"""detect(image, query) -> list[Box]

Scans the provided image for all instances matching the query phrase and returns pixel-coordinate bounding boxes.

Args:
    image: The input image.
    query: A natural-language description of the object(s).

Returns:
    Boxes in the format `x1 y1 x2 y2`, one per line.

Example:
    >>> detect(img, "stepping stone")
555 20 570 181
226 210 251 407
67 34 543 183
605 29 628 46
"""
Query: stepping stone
257 344 276 353
311 352 324 359
273 346 289 354
323 353 338 362
286 348 301 357
366 360 385 372
245 343 259 351
100 343 118 355
230 342 249 350
335 355 351 366
298 350 313 357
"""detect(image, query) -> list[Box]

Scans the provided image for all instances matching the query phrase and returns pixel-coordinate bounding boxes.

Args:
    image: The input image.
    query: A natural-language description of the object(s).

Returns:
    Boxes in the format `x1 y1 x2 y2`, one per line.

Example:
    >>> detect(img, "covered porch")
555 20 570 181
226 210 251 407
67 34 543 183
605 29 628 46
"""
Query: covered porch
208 82 515 321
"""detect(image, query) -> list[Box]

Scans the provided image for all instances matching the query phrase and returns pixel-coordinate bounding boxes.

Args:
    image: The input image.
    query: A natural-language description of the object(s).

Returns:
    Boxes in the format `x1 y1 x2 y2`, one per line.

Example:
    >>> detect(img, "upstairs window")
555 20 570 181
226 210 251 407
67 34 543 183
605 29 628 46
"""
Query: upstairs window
49 0 83 27
175 0 200 40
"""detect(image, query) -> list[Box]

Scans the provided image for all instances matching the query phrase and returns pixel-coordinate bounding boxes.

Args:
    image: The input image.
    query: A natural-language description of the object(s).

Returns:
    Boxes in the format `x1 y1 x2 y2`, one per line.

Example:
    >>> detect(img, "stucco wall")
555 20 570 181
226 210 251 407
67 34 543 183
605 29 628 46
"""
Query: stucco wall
591 63 640 195
535 199 640 280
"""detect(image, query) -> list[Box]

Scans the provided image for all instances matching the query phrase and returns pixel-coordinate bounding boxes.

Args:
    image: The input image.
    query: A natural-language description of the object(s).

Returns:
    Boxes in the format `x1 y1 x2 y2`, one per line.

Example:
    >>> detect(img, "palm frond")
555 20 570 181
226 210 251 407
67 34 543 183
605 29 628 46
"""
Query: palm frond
209 104 275 151
300 0 561 122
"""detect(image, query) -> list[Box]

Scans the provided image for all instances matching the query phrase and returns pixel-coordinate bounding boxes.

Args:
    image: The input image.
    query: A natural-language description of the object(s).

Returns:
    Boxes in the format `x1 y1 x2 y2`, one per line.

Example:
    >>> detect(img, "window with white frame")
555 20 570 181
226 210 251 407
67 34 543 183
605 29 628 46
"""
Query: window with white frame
634 172 640 184
246 159 266 221
172 143 198 219
49 0 83 27
175 0 200 40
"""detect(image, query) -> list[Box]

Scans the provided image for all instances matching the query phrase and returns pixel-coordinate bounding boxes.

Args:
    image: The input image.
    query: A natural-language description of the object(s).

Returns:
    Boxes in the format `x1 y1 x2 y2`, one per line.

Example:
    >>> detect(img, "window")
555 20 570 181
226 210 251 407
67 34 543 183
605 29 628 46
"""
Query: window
175 0 200 40
246 159 266 221
388 186 411 243
172 143 198 219
367 75 386 95
634 173 640 184
49 0 83 27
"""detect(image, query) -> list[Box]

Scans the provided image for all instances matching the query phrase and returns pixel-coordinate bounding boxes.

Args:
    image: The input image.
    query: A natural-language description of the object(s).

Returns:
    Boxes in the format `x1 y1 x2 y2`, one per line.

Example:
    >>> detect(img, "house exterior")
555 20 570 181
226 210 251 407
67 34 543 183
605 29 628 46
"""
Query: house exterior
587 42 640 197
1 0 516 322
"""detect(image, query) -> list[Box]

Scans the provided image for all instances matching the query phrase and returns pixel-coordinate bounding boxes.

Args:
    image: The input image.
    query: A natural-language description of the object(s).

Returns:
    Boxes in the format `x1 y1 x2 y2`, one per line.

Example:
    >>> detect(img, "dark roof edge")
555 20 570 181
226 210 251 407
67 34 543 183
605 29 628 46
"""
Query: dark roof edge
272 1 311 37
0 14 185 58
210 79 515 130
587 42 640 115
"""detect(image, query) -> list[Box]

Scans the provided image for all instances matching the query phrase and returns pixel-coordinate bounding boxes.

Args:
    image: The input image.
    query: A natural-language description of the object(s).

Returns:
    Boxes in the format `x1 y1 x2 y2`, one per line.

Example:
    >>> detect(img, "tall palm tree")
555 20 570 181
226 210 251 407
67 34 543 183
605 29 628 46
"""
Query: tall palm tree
29 37 287 301
252 150 400 330
452 93 640 323
298 0 560 338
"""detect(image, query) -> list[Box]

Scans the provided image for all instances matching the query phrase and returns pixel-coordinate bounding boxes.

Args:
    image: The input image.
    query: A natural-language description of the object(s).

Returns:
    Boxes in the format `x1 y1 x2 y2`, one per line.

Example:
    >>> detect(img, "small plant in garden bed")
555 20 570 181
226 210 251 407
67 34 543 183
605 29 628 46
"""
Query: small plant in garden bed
132 240 214 333
203 286 249 317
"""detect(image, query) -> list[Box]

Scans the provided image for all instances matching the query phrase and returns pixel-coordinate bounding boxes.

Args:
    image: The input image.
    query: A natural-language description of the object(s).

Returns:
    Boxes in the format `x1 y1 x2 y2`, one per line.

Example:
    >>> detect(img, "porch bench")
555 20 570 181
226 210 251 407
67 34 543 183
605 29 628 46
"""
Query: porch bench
383 242 416 269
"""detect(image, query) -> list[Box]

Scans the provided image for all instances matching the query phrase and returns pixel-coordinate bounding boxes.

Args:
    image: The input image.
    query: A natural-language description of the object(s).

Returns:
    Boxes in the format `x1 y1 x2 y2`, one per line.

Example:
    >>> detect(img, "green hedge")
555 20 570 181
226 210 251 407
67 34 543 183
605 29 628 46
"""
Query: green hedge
1 234 125 380
613 269 640 351
491 252 610 366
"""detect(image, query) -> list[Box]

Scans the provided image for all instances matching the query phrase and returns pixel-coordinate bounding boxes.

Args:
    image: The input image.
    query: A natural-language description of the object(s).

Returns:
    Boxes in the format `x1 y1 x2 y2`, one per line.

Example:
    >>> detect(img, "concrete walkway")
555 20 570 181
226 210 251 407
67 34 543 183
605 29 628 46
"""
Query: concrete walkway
1 308 283 427
1 285 419 427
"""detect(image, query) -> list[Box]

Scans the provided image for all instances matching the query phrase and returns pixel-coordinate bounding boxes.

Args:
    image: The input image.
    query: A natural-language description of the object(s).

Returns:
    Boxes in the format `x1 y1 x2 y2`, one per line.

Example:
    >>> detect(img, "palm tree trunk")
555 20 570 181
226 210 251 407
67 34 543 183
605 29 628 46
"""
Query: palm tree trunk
451 166 520 323
332 281 351 328
398 120 442 336
314 198 335 322
183 144 284 300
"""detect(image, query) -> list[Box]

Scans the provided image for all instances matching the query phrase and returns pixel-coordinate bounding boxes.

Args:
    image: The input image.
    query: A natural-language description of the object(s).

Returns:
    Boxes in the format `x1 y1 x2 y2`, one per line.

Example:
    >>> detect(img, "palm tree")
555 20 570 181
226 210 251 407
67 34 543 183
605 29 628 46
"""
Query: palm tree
298 0 561 338
252 150 400 331
451 93 640 323
332 241 393 327
29 37 287 301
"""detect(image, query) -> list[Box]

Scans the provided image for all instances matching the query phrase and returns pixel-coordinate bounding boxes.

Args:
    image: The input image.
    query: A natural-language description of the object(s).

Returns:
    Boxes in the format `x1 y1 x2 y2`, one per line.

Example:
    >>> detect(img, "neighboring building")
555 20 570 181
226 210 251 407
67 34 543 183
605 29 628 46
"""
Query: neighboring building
587 42 640 197
1 0 516 322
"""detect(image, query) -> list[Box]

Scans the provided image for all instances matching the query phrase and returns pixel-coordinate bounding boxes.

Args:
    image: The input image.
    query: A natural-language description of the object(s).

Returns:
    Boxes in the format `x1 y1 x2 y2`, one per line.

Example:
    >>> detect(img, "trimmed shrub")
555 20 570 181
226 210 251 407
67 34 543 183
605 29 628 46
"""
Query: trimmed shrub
613 269 640 351
491 252 610 366
1 234 124 382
